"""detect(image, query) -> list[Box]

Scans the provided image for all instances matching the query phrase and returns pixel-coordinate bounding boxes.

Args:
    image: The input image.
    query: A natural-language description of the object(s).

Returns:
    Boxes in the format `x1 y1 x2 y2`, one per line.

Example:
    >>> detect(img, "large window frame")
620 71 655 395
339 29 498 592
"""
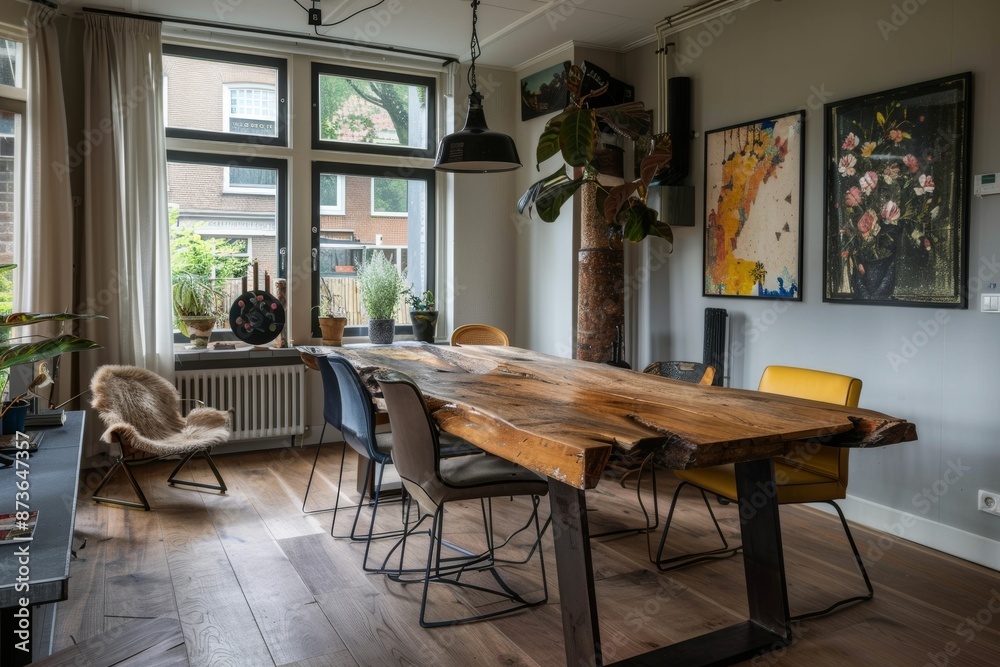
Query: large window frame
164 45 288 146
0 33 26 299
311 62 436 159
311 161 436 339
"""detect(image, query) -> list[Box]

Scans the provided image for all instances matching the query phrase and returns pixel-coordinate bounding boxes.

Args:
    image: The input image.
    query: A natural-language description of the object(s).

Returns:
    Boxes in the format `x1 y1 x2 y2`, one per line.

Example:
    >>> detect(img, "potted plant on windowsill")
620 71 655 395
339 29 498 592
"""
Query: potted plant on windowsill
356 252 405 345
406 287 437 343
172 273 223 348
316 280 348 346
0 264 103 435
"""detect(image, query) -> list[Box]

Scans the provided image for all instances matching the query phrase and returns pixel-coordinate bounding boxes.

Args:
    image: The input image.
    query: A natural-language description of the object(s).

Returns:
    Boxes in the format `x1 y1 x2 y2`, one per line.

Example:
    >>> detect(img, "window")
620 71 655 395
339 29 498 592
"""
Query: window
312 63 435 158
163 45 287 146
371 178 408 217
224 166 278 194
312 162 434 337
319 173 345 215
168 151 287 335
0 109 21 280
0 39 22 88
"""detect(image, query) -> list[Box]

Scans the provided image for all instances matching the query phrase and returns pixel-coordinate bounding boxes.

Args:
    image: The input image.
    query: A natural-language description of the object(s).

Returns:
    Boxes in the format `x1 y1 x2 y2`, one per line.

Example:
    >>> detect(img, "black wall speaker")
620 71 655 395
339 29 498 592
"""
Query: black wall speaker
651 76 692 186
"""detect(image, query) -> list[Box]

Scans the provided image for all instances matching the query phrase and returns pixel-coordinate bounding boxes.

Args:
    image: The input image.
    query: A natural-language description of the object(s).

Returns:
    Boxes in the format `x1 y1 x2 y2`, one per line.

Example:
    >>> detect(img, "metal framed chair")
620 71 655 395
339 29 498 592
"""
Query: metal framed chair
450 324 509 346
654 365 872 620
301 351 344 514
90 365 229 511
375 369 548 628
592 361 715 543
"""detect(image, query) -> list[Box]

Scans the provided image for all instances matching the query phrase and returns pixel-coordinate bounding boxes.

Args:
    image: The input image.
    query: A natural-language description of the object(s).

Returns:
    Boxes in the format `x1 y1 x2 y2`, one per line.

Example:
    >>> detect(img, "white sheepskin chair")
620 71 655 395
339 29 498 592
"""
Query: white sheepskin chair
90 365 231 510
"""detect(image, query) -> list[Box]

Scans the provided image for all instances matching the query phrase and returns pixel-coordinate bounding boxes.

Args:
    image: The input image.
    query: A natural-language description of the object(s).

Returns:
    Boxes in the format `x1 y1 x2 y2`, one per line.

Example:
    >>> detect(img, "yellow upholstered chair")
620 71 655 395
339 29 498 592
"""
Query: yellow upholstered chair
654 365 872 620
450 324 509 346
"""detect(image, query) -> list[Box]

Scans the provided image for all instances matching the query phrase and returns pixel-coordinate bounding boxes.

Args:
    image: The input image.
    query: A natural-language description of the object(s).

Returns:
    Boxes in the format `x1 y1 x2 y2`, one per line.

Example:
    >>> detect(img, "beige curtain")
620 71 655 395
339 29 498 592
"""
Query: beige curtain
19 2 75 405
77 13 173 406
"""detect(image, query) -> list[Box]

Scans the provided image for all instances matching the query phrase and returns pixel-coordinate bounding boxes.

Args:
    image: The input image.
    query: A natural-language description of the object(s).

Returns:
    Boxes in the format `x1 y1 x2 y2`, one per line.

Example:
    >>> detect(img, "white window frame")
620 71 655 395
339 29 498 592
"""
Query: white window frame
223 165 278 195
319 173 345 216
0 37 24 90
223 83 277 135
370 177 408 218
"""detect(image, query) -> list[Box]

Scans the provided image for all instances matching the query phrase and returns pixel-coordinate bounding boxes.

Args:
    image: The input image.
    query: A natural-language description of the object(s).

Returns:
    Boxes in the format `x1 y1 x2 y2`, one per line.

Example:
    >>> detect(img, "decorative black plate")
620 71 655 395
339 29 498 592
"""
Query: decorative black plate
229 290 285 345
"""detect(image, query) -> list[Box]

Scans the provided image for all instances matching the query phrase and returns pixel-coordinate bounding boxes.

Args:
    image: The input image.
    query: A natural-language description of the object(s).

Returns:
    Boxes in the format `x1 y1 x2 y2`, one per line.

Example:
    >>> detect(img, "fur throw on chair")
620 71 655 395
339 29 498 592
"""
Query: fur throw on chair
91 365 231 456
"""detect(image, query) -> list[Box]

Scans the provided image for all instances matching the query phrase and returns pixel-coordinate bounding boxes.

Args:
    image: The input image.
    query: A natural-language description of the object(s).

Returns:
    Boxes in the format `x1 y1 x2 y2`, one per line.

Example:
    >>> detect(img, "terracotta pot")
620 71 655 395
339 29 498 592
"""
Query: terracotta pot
180 316 218 348
318 316 348 346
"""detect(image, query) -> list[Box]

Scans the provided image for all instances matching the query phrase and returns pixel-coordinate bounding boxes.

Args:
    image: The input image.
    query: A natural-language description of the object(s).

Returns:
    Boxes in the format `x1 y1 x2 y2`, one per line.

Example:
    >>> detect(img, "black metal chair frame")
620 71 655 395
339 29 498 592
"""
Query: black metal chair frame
91 433 227 512
654 482 874 620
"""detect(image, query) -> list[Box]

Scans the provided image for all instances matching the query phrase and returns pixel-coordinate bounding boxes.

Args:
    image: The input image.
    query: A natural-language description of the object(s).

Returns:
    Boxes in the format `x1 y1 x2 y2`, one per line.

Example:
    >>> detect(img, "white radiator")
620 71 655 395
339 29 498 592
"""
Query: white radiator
175 365 306 441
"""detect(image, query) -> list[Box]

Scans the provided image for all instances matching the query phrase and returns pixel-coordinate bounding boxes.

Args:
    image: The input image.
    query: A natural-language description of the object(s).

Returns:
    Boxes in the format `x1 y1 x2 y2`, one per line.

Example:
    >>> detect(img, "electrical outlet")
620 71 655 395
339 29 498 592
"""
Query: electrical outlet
979 490 1000 516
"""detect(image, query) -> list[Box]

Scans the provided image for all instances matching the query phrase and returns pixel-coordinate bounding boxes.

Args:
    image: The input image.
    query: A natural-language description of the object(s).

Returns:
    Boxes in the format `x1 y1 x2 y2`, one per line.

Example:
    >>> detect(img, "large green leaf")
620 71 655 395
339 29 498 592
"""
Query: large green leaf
621 202 669 243
598 102 650 141
603 182 640 223
2 312 106 328
536 178 585 223
640 143 673 188
536 121 562 169
0 264 15 274
558 109 596 168
0 334 102 370
518 165 577 218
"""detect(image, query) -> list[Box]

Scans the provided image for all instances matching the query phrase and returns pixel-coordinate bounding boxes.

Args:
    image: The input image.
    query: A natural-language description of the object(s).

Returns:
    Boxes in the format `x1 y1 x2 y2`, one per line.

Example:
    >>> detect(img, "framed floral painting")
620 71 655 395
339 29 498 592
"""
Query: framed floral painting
704 110 804 299
823 73 972 307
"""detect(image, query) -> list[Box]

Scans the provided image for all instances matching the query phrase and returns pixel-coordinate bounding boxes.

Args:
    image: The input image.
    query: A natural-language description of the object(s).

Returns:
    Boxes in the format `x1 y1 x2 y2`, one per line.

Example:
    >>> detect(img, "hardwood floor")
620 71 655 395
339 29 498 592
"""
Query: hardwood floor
54 445 1000 666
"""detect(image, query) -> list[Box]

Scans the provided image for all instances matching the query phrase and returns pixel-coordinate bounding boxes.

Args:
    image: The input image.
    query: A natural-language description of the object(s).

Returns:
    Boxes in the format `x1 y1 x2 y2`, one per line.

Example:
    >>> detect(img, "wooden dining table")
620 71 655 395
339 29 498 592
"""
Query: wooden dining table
325 343 918 667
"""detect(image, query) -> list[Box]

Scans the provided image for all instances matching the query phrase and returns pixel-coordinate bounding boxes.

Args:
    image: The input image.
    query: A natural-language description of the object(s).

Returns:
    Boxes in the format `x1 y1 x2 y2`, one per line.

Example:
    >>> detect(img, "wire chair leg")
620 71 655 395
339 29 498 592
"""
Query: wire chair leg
91 456 151 511
167 449 226 493
791 500 875 621
652 482 741 570
302 422 333 513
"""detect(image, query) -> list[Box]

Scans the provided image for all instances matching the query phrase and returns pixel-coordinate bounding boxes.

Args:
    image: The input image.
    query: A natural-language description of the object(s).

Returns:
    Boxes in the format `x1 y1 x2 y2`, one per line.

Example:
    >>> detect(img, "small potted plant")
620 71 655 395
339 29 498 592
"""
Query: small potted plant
316 280 348 346
406 286 437 343
0 264 103 434
355 252 405 345
172 273 224 348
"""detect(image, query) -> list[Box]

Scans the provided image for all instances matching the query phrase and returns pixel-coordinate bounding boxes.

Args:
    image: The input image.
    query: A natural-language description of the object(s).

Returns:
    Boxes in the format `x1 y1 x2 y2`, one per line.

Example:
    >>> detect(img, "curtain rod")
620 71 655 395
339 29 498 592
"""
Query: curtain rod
81 6 459 67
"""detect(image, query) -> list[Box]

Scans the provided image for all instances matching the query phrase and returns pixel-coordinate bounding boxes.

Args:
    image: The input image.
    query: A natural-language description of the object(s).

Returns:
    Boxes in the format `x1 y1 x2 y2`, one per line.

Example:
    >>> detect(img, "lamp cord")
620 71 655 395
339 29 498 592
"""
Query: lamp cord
467 0 481 95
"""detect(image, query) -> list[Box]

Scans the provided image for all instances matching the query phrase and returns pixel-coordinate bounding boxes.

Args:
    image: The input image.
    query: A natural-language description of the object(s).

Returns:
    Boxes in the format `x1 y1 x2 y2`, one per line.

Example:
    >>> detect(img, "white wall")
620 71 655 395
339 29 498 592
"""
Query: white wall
625 0 1000 552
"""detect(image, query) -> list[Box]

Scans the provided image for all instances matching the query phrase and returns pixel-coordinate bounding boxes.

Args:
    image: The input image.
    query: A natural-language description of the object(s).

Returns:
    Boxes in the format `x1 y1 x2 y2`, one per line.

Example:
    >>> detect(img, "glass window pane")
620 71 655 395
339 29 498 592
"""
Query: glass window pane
317 72 428 150
164 52 280 139
319 174 343 214
168 158 279 330
0 110 19 290
372 178 407 216
314 168 430 329
0 40 23 88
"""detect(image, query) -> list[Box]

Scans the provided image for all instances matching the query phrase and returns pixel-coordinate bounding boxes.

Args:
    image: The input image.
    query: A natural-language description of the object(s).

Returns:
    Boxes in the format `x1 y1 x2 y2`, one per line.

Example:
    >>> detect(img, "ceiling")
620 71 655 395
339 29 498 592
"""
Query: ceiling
65 0 694 68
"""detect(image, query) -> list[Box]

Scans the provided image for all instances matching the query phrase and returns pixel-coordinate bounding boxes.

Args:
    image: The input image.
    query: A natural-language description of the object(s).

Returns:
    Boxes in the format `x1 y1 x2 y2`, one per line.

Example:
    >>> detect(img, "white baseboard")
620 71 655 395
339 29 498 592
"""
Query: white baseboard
814 495 1000 572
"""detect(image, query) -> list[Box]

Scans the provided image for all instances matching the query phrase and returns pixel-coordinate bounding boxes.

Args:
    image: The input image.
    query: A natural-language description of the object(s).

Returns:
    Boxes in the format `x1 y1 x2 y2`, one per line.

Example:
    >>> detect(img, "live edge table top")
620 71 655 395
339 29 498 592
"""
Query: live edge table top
327 343 917 491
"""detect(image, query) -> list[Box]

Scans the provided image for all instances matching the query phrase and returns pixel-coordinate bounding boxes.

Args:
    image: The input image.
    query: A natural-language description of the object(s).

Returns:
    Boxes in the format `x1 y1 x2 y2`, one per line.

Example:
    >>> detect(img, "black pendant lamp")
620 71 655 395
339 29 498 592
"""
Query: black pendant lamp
434 0 520 173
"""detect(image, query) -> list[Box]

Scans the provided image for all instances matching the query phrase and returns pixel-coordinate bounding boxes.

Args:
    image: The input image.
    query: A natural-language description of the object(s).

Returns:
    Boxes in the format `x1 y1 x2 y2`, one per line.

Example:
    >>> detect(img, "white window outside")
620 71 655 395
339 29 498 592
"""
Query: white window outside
370 177 408 217
224 165 278 195
223 83 277 137
319 173 345 216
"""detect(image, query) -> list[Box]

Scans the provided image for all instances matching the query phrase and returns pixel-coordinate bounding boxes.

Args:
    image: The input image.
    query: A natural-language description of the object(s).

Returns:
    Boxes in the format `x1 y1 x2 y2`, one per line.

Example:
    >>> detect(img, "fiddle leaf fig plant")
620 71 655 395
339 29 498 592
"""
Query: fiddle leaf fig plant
517 63 674 244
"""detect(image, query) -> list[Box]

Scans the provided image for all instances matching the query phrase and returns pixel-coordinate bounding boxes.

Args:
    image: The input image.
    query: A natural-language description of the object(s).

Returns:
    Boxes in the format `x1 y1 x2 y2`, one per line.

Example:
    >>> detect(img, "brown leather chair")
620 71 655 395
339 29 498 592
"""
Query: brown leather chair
450 323 509 346
375 369 548 627
654 365 872 620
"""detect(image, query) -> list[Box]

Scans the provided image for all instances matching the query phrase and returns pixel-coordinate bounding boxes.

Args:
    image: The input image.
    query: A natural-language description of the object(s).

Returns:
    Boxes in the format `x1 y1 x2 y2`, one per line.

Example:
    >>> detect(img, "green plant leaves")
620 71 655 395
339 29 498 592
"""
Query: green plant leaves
598 102 650 141
518 166 584 223
559 109 596 167
0 334 102 371
604 182 640 223
621 201 673 244
2 312 105 328
536 121 562 168
640 138 673 187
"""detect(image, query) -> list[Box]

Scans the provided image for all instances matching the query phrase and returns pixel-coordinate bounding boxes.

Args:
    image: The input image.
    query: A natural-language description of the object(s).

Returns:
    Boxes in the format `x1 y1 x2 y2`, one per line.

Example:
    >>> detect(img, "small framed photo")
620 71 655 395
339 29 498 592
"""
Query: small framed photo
520 62 569 121
704 110 804 299
823 73 972 307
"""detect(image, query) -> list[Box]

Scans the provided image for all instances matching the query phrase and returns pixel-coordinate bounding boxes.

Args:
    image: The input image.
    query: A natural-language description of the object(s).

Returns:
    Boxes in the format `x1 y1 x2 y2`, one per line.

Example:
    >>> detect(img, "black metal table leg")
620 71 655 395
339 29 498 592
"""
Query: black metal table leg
550 458 791 667
549 480 604 667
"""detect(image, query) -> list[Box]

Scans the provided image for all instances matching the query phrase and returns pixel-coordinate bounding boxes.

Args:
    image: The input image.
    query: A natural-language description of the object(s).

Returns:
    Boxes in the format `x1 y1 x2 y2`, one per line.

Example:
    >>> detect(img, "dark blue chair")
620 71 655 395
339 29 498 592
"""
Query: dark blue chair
301 352 344 514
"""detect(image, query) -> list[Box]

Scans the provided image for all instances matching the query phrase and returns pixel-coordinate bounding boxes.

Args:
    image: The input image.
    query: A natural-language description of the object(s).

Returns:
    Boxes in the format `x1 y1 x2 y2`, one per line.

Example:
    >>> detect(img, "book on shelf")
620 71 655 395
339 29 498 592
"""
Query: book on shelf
24 408 66 427
0 511 39 544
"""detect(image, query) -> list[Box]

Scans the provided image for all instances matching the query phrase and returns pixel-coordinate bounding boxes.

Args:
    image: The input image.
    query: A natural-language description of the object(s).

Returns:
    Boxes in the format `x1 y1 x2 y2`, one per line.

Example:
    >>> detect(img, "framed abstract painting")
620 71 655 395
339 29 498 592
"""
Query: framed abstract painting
703 110 804 299
823 73 972 307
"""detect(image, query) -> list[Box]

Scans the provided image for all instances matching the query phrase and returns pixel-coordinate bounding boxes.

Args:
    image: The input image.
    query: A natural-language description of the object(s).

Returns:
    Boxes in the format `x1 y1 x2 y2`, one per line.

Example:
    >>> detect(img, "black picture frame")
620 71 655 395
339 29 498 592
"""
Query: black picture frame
703 110 805 300
520 61 570 121
823 72 972 307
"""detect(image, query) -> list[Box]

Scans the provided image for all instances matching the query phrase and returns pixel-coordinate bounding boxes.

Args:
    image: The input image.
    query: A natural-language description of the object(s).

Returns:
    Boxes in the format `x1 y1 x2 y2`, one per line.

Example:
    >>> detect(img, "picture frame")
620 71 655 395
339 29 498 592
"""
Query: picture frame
703 110 804 299
520 62 570 121
823 72 972 307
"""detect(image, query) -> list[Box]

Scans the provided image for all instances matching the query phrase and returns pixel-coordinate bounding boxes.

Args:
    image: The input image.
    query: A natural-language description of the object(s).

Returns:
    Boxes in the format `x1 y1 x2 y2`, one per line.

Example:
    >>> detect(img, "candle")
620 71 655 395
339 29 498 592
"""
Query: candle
265 269 270 294
242 275 247 294
252 259 259 291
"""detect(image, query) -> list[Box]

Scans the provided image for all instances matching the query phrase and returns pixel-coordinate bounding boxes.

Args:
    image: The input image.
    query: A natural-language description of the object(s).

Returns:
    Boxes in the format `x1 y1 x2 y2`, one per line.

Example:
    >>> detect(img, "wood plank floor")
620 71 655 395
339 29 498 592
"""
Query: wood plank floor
54 445 1000 666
